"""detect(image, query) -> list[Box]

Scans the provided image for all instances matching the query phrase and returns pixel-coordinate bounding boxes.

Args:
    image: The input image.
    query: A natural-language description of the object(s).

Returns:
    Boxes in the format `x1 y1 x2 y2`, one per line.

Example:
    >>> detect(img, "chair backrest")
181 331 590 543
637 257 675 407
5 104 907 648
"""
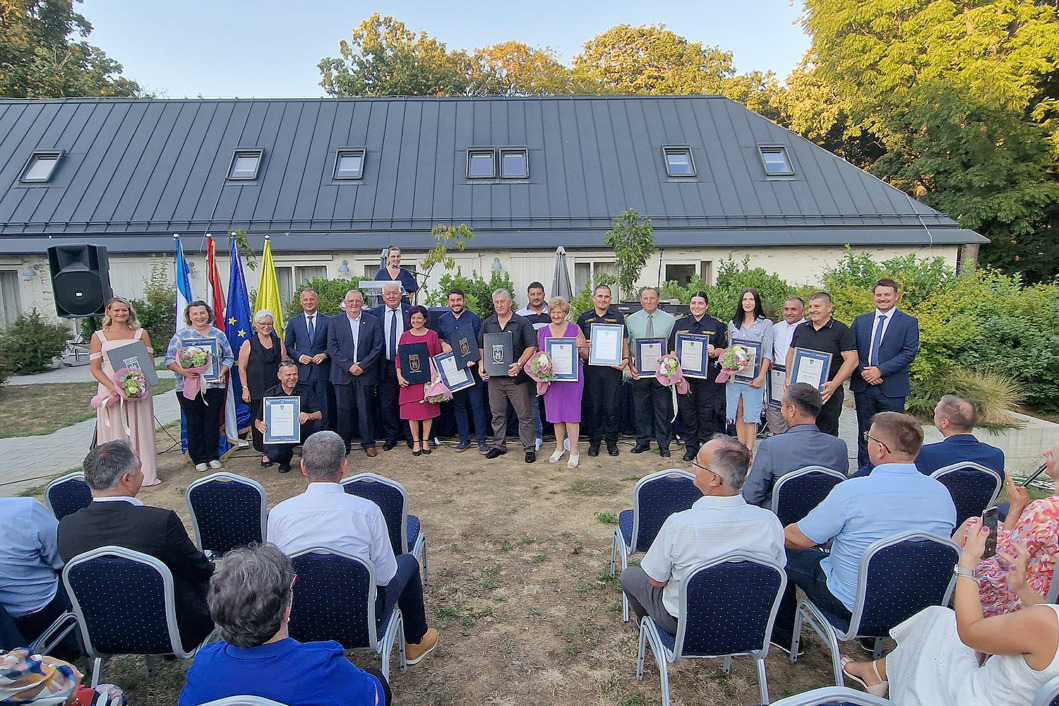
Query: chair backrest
930 462 1003 528
199 698 291 706
674 552 786 660
186 473 267 555
771 466 847 527
1032 674 1059 706
851 532 960 637
44 471 93 520
630 470 700 554
771 686 895 705
62 546 187 658
287 547 379 651
342 474 409 554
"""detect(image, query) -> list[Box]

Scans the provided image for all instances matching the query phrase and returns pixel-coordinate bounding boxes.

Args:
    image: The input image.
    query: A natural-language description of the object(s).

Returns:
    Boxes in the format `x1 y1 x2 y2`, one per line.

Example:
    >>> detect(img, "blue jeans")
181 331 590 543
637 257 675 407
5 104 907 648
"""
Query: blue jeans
773 548 852 643
376 554 428 643
452 382 489 445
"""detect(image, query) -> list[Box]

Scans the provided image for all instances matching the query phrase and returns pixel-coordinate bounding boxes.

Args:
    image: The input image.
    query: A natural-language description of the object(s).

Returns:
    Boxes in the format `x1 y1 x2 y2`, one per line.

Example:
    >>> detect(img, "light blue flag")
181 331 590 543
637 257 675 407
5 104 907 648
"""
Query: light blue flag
174 235 195 325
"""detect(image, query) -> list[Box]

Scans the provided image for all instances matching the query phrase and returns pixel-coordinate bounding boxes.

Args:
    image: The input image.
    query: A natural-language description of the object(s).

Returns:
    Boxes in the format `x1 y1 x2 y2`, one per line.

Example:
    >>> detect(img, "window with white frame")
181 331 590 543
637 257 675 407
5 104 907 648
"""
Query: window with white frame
0 272 21 323
275 266 327 305
574 261 618 296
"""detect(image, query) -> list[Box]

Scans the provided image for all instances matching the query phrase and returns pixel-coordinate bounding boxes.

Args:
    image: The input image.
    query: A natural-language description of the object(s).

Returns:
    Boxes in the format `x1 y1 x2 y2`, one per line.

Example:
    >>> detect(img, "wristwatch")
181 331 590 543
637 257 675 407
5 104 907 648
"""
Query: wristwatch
953 564 979 585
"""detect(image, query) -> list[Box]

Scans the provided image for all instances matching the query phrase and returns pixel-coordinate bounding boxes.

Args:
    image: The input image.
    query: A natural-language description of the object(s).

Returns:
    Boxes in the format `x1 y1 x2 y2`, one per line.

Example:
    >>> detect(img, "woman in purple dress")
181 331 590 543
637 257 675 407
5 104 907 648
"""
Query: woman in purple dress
537 297 587 468
396 306 441 456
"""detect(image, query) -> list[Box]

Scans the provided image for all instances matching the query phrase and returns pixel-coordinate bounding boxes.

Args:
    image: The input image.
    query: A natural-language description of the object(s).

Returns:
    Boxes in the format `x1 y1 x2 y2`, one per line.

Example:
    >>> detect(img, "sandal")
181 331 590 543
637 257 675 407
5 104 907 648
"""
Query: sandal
840 655 889 698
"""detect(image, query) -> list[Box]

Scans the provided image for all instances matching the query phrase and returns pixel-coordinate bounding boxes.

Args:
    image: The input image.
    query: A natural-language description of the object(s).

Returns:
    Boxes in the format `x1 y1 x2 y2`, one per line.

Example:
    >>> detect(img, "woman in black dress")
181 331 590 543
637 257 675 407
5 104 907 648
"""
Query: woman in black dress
237 310 286 465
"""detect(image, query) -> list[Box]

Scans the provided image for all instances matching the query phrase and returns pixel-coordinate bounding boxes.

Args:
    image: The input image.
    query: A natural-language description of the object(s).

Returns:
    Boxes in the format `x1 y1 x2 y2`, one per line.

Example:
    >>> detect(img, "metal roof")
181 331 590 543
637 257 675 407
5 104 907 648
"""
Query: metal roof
0 96 986 254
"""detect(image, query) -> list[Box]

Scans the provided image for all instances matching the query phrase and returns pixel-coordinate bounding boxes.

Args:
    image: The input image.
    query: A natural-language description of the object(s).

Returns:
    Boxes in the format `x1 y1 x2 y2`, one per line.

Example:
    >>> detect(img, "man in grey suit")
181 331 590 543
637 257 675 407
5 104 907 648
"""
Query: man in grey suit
327 290 384 457
742 383 848 509
285 288 336 431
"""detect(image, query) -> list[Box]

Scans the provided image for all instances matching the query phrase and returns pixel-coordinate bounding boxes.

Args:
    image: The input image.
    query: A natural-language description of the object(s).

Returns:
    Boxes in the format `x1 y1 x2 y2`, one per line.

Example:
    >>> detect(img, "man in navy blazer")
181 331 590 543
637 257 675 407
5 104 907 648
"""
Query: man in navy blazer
367 282 412 450
328 290 384 456
285 288 336 432
849 278 920 466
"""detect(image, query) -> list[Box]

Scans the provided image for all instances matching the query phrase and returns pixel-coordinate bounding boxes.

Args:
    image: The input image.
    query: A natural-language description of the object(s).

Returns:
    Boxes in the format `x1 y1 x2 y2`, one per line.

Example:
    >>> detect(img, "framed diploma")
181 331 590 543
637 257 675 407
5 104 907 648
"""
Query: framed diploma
768 364 786 406
450 322 480 369
106 339 160 386
181 337 220 382
482 332 514 376
263 396 301 444
790 348 832 392
434 352 474 392
675 332 709 379
398 342 431 385
730 337 763 384
588 323 624 367
636 338 666 377
545 337 578 382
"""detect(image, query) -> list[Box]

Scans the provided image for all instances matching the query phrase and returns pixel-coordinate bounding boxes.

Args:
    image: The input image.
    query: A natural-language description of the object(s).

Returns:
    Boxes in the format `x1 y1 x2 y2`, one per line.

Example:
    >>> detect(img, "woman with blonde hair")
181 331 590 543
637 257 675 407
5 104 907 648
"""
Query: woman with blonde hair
537 297 586 468
237 310 286 466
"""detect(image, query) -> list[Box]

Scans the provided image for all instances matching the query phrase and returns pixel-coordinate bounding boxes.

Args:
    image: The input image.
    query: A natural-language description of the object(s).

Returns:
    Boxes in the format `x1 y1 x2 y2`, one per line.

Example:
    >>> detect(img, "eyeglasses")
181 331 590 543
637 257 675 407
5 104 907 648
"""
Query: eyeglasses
691 461 723 485
866 434 892 455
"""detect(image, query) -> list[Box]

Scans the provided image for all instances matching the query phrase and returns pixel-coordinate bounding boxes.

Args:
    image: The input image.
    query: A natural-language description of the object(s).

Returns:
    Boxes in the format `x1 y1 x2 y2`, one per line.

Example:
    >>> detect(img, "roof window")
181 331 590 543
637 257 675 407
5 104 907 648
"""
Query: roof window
334 149 365 180
228 149 263 180
20 151 63 183
500 149 529 178
663 146 695 177
759 146 794 176
467 149 496 179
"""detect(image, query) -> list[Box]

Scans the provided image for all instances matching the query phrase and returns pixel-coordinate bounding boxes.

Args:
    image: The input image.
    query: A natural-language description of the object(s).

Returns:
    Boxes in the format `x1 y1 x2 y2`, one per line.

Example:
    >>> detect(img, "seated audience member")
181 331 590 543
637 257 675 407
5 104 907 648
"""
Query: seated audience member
953 438 1059 617
741 383 849 508
255 361 323 474
57 440 214 651
620 436 786 634
841 524 1059 705
772 412 957 647
179 543 389 706
267 431 439 665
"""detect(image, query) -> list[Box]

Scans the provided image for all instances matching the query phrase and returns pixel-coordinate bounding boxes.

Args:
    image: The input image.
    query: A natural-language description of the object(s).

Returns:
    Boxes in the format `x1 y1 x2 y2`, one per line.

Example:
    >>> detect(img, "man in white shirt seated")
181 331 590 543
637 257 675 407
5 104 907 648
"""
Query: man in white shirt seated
267 431 439 665
619 436 786 634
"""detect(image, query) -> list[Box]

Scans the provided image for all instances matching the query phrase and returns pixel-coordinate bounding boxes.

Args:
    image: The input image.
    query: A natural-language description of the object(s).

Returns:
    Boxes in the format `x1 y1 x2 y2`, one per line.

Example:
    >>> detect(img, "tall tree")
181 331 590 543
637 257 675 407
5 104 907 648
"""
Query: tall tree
0 0 140 98
469 41 596 96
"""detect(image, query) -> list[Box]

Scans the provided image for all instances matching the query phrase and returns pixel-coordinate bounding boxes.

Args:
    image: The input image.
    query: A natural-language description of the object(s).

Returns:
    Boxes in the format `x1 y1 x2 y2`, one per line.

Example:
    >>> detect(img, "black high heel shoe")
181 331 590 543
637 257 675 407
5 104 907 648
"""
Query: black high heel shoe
412 441 422 457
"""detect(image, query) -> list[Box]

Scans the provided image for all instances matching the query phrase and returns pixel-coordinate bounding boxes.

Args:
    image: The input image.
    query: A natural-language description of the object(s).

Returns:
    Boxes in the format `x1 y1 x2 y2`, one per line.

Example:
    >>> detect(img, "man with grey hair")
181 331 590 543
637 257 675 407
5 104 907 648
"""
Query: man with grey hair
179 543 390 705
478 288 539 463
328 289 384 458
57 440 214 651
368 283 412 451
627 287 677 457
619 436 786 634
267 431 439 665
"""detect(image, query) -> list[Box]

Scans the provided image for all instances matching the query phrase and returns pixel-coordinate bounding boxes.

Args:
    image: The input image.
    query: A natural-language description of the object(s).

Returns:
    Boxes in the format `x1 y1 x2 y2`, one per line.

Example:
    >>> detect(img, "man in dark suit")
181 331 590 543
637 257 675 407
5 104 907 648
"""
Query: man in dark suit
285 288 336 431
849 278 920 466
256 362 323 473
328 289 384 457
367 282 412 450
57 440 214 651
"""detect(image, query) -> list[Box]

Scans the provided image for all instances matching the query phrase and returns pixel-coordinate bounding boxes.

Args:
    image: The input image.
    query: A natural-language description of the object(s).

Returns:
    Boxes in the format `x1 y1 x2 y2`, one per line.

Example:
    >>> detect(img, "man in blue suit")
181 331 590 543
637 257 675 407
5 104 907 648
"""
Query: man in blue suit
285 288 336 432
327 290 384 456
368 282 412 450
849 278 920 466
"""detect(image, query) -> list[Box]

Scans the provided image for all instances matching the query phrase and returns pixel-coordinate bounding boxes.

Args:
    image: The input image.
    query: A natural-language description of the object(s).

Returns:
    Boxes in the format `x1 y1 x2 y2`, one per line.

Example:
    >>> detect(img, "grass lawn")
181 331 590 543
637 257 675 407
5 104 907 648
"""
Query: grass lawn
0 378 175 438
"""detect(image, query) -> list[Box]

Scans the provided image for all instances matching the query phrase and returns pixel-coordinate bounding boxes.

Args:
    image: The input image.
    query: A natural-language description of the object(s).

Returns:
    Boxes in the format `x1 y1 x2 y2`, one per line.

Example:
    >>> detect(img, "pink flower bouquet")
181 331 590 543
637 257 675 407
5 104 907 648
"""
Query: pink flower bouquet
524 351 555 395
715 344 751 384
177 345 212 400
115 368 150 401
655 354 690 395
423 359 453 404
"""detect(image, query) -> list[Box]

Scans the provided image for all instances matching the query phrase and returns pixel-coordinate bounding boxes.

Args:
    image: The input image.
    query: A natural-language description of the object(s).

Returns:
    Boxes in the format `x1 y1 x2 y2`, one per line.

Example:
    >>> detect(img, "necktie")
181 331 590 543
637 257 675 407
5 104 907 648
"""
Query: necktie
389 309 398 360
869 314 887 367
307 315 315 342
645 313 654 338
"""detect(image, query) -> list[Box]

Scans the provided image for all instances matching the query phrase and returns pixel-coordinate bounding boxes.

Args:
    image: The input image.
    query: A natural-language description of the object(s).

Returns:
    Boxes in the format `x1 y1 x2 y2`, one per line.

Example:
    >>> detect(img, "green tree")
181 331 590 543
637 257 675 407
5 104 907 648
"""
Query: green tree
603 209 654 301
469 41 594 96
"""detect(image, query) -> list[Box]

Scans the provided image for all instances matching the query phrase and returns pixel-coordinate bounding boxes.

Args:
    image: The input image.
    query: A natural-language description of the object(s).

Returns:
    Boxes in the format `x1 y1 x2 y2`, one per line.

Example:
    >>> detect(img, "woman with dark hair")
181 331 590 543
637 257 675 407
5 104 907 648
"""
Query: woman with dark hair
165 300 235 472
396 305 442 455
669 291 728 461
725 287 773 455
373 246 418 301
237 309 286 466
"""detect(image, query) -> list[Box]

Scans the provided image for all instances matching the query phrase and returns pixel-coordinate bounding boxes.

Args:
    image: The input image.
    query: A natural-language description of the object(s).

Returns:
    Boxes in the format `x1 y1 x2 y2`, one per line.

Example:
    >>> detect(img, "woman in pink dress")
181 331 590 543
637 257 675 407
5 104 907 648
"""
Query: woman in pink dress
89 297 159 485
537 297 586 468
396 305 442 456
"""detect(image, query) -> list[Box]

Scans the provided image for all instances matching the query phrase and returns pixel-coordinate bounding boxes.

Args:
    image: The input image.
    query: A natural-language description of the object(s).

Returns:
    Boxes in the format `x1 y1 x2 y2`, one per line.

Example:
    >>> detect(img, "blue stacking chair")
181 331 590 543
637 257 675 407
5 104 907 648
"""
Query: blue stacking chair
288 547 405 681
44 471 93 520
186 472 267 558
610 469 700 621
771 466 847 527
636 553 787 706
1034 674 1059 706
342 473 428 583
63 546 208 687
791 531 960 685
770 686 894 705
930 462 1003 529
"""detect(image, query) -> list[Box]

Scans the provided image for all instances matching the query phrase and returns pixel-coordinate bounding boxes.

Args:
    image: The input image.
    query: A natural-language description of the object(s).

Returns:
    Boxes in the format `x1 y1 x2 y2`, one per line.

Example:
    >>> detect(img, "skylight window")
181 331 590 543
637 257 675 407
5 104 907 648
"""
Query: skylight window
334 149 365 180
228 149 263 180
20 151 63 183
759 146 794 176
663 147 696 177
467 149 496 179
500 149 528 179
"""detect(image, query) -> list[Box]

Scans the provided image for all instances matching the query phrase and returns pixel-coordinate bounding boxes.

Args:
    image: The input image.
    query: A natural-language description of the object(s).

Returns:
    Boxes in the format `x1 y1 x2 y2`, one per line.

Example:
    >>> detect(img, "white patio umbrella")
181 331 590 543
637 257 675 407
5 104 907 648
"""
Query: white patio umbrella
551 246 573 301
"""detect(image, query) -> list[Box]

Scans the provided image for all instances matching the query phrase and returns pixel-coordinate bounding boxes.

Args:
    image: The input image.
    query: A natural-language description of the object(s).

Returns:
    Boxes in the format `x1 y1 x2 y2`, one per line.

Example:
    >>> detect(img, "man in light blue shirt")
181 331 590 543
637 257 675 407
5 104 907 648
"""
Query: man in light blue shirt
627 288 678 457
770 411 956 648
0 497 68 648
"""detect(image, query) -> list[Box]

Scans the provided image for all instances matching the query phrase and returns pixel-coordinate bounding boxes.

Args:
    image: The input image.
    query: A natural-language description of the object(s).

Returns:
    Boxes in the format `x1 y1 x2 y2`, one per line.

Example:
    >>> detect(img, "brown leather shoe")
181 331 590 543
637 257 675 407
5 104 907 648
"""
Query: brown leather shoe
365 447 377 457
405 627 439 665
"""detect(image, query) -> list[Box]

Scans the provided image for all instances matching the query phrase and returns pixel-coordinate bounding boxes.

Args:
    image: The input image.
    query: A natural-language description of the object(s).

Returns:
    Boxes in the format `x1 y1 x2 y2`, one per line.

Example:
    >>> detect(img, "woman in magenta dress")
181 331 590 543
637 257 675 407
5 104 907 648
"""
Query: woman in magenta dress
396 305 442 456
537 297 586 468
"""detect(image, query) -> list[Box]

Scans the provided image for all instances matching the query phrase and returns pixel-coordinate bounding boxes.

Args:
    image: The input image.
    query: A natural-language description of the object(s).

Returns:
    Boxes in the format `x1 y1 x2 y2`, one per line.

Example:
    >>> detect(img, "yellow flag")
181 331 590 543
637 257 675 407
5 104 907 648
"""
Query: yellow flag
255 238 285 338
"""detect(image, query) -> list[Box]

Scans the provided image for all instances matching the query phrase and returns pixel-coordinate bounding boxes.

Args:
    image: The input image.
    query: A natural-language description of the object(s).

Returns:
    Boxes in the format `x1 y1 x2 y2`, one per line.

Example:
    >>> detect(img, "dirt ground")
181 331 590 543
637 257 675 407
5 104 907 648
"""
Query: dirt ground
78 426 855 705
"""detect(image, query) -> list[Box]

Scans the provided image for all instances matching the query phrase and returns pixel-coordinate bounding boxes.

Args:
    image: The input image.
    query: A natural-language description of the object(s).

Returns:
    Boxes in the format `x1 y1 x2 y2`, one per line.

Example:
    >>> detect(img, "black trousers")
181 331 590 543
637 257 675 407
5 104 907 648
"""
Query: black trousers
178 388 226 464
11 580 79 659
248 398 264 452
854 386 907 465
309 379 338 432
632 377 673 449
335 381 377 451
378 364 410 443
263 423 316 467
816 386 844 437
676 378 724 452
582 366 623 445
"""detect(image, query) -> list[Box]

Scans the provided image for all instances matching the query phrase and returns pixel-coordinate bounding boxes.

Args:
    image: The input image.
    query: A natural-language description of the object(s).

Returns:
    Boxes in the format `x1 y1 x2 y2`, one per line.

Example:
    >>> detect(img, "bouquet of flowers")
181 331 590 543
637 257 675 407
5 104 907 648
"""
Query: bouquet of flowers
655 354 690 395
176 345 212 400
115 368 150 401
524 351 555 395
715 344 751 384
423 360 453 404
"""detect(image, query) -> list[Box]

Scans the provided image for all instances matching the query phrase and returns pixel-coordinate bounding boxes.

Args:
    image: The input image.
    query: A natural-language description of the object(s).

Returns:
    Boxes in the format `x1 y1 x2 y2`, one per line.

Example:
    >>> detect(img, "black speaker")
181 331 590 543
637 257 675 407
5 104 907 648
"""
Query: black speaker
47 244 112 318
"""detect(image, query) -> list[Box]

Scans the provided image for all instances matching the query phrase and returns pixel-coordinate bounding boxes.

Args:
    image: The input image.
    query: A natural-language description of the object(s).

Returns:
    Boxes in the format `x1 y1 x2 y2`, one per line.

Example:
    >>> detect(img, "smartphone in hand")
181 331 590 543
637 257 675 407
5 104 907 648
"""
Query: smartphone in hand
982 506 999 559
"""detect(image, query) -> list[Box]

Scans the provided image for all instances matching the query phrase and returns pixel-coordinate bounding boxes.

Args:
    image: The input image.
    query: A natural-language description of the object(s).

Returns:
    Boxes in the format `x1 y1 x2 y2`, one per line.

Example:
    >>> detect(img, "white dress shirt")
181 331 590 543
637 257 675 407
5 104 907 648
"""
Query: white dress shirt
772 318 805 367
868 308 897 364
267 482 398 584
383 307 405 359
345 313 362 363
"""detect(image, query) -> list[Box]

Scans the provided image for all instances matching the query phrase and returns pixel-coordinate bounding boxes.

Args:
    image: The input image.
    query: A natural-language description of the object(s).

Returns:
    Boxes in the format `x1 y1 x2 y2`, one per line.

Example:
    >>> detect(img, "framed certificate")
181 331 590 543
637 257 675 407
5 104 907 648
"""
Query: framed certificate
398 341 431 385
450 322 480 369
263 396 301 444
636 338 666 377
588 323 624 367
483 332 514 376
106 339 160 386
790 347 832 392
434 352 474 393
730 337 763 384
768 364 786 406
545 337 579 382
181 337 220 382
675 332 709 379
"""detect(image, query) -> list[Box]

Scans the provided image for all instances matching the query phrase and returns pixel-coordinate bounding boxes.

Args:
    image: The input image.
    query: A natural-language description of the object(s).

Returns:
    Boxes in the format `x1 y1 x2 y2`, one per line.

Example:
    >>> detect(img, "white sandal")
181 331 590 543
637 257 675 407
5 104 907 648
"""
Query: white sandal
567 455 579 469
549 450 565 463
841 655 889 698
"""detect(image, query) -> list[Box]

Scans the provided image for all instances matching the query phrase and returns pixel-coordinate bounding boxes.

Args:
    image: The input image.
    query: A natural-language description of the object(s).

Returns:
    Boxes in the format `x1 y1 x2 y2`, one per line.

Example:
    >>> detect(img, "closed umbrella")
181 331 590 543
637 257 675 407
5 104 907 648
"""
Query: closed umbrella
551 246 573 301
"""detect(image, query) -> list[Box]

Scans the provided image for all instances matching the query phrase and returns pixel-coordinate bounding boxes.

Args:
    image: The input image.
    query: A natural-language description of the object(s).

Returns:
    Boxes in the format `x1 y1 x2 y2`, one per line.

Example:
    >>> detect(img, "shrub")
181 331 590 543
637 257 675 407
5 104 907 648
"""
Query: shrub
0 309 70 374
282 276 365 320
907 367 1023 430
129 258 176 347
711 255 796 322
425 268 516 315
570 271 618 318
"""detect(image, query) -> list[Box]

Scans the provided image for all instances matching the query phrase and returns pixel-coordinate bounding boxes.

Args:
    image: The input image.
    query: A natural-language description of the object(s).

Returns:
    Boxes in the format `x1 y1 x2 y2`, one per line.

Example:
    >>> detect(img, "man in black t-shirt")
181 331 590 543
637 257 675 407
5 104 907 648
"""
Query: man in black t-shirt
257 362 323 473
577 285 630 457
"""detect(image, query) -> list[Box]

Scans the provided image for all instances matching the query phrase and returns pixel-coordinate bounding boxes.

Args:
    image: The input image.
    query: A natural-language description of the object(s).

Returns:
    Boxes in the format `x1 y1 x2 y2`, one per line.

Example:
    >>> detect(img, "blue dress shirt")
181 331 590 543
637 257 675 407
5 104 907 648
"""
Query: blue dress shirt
0 498 63 617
